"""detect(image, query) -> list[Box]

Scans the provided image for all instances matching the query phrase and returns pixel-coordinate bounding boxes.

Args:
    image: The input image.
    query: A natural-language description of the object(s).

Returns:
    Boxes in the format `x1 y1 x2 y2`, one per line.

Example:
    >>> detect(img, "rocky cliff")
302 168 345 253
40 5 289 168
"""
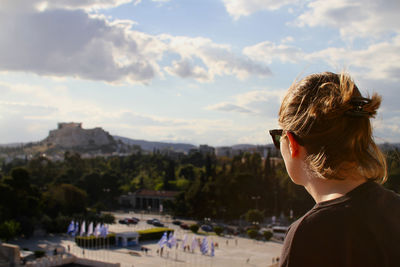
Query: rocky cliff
43 122 116 149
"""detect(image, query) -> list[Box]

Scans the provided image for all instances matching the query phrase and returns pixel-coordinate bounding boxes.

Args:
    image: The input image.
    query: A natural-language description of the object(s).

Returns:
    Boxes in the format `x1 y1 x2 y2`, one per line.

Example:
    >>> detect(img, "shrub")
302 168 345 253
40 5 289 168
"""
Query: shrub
189 224 199 233
213 226 223 236
0 220 20 242
263 230 273 241
137 228 174 242
75 233 116 247
247 229 258 239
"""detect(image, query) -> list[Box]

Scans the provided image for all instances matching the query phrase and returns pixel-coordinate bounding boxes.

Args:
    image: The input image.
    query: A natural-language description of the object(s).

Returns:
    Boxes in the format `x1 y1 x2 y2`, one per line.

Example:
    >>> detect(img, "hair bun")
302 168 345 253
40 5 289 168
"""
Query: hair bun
345 94 381 118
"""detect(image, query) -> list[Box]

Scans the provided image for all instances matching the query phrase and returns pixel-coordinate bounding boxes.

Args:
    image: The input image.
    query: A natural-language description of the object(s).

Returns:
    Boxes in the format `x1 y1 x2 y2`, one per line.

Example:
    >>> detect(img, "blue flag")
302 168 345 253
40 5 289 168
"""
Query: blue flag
210 241 215 257
100 224 108 237
73 222 79 236
67 220 75 235
158 232 168 248
200 237 208 255
167 232 176 248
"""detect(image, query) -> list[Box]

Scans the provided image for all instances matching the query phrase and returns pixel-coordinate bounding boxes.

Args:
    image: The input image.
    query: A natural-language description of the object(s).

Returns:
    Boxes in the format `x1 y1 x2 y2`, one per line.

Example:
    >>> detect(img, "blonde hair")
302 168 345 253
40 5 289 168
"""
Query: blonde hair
279 72 387 183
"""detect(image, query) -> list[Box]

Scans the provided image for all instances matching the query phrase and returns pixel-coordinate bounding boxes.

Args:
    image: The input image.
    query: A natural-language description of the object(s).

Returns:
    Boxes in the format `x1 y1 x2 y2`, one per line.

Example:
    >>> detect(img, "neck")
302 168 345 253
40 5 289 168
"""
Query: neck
304 175 367 203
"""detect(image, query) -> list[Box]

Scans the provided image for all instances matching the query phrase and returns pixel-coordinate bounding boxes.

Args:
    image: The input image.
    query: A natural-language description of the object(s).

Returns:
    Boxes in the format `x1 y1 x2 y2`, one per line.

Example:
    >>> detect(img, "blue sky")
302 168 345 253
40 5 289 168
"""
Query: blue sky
0 0 399 146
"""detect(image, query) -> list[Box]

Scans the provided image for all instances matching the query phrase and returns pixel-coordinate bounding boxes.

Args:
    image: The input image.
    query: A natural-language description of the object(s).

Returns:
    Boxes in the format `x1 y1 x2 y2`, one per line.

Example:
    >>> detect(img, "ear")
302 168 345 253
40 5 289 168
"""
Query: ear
286 132 300 158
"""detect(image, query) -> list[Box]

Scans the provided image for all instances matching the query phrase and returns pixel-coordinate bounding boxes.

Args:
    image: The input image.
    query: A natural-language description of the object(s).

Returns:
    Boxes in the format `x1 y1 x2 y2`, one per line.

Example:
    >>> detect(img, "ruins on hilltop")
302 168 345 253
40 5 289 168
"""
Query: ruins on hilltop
44 122 116 149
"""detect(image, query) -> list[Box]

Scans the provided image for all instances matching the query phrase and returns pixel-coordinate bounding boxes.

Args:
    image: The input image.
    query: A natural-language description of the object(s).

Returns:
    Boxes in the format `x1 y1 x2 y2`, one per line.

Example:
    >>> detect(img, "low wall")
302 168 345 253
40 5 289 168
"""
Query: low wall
25 254 75 267
0 243 20 267
25 254 120 267
75 258 120 267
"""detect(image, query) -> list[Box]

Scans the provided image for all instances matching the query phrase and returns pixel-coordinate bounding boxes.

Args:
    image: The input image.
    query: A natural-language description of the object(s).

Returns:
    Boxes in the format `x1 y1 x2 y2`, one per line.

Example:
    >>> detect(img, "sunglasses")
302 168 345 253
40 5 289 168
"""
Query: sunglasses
269 129 284 150
269 129 304 150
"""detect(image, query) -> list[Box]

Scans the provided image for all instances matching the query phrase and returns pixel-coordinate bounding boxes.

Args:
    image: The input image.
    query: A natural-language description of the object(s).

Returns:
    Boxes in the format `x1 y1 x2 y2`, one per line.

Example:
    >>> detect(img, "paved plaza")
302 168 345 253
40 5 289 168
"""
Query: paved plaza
12 212 283 267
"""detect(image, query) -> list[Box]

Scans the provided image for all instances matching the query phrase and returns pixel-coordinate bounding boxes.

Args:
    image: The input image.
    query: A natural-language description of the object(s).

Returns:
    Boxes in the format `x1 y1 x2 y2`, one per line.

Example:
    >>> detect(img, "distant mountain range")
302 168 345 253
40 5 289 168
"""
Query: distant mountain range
113 135 196 153
1 122 400 158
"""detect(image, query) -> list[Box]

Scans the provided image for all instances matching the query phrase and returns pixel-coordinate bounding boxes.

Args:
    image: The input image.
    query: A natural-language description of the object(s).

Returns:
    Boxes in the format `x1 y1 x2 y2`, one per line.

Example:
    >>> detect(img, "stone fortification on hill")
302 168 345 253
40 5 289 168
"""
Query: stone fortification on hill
44 122 116 149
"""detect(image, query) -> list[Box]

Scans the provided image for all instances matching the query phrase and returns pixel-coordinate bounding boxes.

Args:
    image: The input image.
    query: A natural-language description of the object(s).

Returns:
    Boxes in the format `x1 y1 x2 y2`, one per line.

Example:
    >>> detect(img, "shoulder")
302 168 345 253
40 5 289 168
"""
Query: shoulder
280 204 359 267
280 209 333 266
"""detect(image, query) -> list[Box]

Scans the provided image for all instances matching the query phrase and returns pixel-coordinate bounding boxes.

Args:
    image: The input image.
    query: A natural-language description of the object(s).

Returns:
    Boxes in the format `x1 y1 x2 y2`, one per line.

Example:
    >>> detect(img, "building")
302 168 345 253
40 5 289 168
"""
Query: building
119 189 179 211
115 232 139 247
199 145 215 155
215 146 233 157
57 122 82 129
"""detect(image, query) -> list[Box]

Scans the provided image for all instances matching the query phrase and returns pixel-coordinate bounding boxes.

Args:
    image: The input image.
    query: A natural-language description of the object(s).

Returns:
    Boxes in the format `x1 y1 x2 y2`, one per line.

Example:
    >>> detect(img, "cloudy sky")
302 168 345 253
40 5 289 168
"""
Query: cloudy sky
1 0 399 146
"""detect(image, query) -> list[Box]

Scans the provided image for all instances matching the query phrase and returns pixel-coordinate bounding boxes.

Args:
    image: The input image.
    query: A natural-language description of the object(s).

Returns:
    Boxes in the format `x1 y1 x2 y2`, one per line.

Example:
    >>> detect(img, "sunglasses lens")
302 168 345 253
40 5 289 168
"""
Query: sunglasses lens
274 134 281 150
269 129 283 150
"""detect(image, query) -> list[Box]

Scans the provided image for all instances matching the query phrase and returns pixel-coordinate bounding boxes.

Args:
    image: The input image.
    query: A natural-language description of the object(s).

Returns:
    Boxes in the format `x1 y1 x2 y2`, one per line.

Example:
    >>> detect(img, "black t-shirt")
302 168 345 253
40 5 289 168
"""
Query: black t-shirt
280 181 400 267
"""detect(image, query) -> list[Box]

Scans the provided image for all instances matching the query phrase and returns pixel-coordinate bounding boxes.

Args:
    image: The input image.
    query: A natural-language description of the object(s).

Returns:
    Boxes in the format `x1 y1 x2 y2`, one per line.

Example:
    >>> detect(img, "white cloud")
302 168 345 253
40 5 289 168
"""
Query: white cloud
162 35 271 81
206 89 284 117
307 37 400 81
134 0 171 6
164 59 210 82
1 0 134 13
243 35 400 82
0 7 164 84
222 0 300 20
295 0 400 40
206 103 254 114
281 36 294 44
243 41 304 64
0 1 271 84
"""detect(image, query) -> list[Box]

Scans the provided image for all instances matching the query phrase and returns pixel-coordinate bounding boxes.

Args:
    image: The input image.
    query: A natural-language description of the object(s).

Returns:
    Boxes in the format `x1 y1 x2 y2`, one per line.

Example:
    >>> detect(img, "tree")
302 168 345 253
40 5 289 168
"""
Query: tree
44 184 87 216
245 209 264 224
163 160 176 190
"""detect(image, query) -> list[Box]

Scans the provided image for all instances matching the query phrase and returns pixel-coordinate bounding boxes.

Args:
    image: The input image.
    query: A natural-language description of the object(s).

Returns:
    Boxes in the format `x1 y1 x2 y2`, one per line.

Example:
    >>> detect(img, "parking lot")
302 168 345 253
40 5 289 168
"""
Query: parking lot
13 211 283 267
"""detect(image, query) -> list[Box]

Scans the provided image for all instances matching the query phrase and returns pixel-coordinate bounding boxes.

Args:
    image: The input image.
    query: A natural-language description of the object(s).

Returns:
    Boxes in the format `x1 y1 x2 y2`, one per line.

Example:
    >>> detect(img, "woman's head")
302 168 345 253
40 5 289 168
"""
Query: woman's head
278 71 386 183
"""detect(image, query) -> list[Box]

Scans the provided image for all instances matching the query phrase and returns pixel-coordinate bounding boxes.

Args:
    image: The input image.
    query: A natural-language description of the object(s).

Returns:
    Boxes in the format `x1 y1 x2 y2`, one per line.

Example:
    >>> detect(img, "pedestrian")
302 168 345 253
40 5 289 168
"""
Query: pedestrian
271 71 400 266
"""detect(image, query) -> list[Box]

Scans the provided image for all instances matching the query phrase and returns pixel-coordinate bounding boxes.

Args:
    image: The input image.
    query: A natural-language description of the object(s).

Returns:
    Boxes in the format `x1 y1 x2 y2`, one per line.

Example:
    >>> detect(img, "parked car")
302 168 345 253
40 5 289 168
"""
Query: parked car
146 218 160 225
201 224 213 232
125 218 137 224
131 217 140 223
226 226 239 235
153 221 164 227
272 226 288 241
118 219 128 224
180 223 189 230
172 220 182 225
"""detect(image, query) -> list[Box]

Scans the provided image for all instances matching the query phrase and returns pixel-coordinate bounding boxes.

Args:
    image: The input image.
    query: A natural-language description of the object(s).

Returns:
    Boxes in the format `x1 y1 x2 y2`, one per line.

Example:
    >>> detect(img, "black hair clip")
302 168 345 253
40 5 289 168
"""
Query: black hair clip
345 97 372 117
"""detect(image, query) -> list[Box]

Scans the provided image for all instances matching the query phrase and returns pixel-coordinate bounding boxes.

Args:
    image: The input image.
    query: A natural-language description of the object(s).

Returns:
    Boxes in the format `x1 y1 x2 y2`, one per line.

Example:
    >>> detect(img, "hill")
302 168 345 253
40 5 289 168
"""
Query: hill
113 135 196 153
